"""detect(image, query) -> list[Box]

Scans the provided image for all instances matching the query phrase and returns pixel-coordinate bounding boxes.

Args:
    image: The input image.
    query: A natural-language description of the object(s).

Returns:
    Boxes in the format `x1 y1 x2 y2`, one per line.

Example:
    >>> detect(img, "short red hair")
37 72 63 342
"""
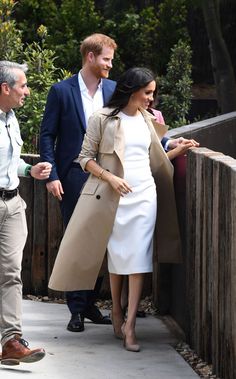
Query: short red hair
80 33 117 63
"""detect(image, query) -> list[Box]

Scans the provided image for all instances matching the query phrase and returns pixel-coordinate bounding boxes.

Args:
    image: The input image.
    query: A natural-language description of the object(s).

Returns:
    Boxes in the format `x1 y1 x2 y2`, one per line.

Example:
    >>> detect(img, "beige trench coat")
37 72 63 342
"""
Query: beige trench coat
48 108 182 291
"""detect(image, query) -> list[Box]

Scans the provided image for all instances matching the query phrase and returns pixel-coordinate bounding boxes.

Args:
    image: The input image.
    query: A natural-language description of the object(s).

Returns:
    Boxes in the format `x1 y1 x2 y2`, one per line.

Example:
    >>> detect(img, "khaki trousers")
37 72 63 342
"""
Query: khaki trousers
0 194 27 346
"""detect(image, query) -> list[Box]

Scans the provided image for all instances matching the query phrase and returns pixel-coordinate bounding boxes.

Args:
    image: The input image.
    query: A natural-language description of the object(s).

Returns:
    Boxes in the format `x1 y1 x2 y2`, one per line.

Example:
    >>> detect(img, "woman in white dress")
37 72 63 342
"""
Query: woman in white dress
78 67 193 352
48 67 196 351
81 68 157 351
49 67 194 350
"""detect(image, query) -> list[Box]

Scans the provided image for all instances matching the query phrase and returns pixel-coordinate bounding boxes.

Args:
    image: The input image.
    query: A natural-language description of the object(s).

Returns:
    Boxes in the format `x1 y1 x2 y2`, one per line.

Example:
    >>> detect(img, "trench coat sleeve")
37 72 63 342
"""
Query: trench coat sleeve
79 112 103 171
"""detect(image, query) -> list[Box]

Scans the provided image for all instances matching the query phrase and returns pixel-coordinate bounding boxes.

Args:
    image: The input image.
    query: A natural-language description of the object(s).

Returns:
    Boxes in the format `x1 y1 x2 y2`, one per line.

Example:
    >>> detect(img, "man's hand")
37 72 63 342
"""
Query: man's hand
30 162 52 180
168 137 199 150
46 180 64 201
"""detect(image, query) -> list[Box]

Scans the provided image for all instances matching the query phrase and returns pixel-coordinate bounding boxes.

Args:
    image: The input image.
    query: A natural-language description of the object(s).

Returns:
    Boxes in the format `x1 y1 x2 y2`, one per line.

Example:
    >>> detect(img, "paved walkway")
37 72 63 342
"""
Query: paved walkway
0 300 199 379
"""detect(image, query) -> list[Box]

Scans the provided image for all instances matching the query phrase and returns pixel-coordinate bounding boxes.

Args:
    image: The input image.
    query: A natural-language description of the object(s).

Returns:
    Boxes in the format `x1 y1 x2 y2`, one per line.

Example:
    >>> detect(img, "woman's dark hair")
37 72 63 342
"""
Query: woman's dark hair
106 67 155 116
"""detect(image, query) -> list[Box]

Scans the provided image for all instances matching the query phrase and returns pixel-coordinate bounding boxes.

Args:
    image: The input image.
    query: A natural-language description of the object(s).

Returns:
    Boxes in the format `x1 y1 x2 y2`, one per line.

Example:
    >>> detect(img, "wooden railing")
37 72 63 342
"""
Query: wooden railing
156 111 236 379
185 148 236 379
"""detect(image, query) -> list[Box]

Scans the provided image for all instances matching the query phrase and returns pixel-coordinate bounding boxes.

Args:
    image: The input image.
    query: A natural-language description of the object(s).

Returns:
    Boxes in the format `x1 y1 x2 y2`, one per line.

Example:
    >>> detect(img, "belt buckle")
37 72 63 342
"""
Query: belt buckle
0 188 18 201
1 190 6 201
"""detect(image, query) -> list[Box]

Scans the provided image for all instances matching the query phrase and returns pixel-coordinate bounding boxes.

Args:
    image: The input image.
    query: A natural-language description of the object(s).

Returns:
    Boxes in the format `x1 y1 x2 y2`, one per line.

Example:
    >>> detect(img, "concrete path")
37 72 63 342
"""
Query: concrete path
0 300 199 379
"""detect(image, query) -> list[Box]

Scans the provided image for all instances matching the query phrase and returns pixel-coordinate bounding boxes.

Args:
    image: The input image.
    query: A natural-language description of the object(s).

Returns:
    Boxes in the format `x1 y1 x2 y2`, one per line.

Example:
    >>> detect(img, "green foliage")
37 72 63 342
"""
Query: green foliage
0 0 22 60
104 1 189 75
46 0 102 72
16 34 66 153
14 0 58 43
0 0 193 150
0 1 70 153
14 0 101 72
158 40 193 128
134 7 160 70
155 0 189 73
110 7 160 70
104 10 141 71
13 0 189 77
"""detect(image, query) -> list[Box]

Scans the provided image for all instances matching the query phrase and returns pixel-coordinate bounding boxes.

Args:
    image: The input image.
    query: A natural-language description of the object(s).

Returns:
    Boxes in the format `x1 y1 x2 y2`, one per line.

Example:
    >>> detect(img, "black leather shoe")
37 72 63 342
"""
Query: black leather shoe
82 306 112 325
67 314 84 332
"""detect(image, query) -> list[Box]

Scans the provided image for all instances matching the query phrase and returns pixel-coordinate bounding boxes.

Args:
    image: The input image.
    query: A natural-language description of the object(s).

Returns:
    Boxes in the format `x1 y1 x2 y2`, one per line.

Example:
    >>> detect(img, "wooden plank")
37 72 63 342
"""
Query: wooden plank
230 166 236 379
186 149 197 346
194 150 204 355
217 157 235 379
31 164 48 294
47 193 64 299
222 160 236 379
211 157 220 376
202 152 213 363
19 155 34 294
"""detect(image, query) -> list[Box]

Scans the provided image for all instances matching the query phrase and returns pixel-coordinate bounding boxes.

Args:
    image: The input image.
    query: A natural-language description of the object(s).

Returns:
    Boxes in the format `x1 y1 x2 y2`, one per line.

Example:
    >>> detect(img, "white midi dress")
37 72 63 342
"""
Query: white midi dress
107 112 157 275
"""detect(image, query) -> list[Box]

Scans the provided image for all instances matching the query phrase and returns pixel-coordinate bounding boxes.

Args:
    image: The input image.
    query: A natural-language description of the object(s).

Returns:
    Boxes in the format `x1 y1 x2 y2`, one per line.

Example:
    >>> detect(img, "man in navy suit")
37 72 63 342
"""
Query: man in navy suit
40 34 117 332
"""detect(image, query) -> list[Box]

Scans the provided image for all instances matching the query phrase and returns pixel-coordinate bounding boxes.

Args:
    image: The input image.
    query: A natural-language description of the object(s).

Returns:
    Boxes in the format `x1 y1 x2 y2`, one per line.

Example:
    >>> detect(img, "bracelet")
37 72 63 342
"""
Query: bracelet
98 168 105 180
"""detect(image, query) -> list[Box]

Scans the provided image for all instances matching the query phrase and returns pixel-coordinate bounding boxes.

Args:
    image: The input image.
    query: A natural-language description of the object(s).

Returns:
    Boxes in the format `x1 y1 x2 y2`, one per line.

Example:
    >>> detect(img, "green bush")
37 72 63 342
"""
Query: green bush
158 40 192 128
0 1 69 153
104 0 189 75
0 0 22 60
16 28 69 153
13 0 189 77
46 0 102 72
0 0 193 151
156 0 189 73
104 7 159 73
14 0 57 44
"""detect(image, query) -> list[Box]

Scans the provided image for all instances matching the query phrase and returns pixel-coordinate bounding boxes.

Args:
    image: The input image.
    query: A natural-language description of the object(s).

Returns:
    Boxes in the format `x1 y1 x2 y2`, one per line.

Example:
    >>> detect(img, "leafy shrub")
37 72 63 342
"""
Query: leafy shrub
158 40 192 128
46 0 102 72
13 0 189 78
104 0 189 75
0 1 69 153
16 28 69 153
0 0 22 60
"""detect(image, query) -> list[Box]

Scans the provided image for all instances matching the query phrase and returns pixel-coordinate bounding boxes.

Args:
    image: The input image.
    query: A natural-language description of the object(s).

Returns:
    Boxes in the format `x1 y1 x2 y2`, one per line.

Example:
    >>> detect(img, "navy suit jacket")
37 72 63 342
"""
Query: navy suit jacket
40 74 116 181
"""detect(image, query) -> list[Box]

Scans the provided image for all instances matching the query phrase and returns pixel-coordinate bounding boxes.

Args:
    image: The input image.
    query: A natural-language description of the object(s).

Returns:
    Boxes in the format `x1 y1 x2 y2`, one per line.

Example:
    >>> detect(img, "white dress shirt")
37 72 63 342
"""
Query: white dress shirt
0 109 30 190
78 72 104 126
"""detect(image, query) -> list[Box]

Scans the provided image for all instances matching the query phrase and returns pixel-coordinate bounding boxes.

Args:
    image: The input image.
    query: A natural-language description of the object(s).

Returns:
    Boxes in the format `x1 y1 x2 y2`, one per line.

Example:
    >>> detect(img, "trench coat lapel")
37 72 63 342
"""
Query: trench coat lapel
99 110 125 164
140 108 168 142
113 119 125 164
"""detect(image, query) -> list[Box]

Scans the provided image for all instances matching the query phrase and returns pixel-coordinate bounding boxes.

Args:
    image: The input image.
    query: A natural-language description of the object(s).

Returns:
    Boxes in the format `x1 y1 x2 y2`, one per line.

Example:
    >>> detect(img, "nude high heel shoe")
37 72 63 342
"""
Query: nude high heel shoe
121 323 140 352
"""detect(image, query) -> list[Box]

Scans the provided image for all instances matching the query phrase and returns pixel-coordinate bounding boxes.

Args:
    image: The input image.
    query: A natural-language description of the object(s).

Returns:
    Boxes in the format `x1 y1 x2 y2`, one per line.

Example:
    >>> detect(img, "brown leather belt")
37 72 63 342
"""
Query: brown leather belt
0 188 18 201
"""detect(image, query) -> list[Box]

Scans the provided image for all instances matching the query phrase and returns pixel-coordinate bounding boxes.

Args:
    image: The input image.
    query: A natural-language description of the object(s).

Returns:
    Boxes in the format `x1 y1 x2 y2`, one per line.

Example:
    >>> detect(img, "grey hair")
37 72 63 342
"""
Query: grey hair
0 61 28 88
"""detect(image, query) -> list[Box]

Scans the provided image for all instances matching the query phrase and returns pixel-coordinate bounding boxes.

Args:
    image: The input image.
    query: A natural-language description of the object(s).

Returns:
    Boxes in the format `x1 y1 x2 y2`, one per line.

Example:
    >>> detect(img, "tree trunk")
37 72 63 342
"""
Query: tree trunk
202 0 236 113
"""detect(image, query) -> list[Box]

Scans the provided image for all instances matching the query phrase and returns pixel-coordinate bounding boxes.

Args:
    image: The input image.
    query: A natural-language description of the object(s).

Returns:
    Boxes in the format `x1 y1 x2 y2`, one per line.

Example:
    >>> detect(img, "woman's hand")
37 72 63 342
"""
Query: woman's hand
175 140 195 154
84 159 132 197
167 140 194 160
107 174 132 197
168 137 199 149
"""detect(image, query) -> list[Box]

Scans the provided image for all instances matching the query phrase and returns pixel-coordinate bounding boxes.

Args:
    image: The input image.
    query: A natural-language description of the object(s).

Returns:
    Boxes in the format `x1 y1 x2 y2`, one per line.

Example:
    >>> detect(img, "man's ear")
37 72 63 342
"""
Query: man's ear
1 83 10 95
87 51 95 63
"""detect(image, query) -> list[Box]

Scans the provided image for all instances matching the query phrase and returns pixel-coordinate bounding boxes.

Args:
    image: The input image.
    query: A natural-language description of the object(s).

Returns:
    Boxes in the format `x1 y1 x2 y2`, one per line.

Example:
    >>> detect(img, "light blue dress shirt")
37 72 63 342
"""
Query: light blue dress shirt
0 109 30 190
